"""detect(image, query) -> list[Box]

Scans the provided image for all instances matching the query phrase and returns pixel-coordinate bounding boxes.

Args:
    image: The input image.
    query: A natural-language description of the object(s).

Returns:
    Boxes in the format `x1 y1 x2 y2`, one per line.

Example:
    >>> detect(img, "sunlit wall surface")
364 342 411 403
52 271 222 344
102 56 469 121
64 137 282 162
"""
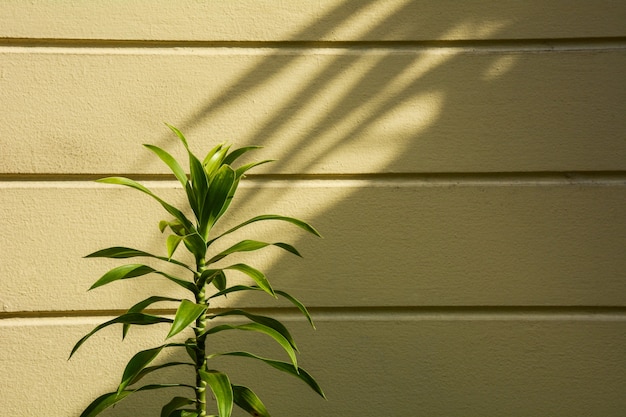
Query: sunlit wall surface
1 2 626 416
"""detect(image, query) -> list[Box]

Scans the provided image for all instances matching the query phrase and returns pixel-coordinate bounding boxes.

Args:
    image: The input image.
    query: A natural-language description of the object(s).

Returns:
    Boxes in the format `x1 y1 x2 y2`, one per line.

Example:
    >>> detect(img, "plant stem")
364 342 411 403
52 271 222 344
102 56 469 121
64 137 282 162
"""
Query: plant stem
195 258 208 417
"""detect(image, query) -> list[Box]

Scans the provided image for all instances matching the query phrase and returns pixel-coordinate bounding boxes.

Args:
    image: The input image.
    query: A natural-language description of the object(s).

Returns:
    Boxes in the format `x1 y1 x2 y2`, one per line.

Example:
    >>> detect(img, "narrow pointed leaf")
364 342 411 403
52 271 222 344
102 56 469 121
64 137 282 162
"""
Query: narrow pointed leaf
205 323 297 369
167 234 184 259
209 215 321 246
168 411 199 417
89 264 155 290
80 384 193 417
167 299 207 339
222 146 262 166
212 309 297 351
144 144 188 187
213 352 325 399
199 370 233 417
70 313 172 358
161 397 196 417
208 286 315 329
203 144 230 177
235 160 274 179
212 270 227 291
232 385 270 417
202 165 236 236
165 123 190 149
207 240 300 265
97 177 194 231
85 246 192 271
274 289 316 329
124 296 181 338
130 361 194 386
183 232 207 260
118 345 166 393
224 264 274 297
89 264 196 293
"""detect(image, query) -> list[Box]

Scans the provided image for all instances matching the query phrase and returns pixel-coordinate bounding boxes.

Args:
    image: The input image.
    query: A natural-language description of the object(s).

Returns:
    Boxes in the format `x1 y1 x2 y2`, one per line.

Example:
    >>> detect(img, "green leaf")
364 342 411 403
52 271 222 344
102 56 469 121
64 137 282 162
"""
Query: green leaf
199 369 233 417
213 352 326 399
222 146 262 166
183 232 208 260
85 246 192 271
232 385 270 417
89 264 154 290
161 397 196 417
201 164 236 237
97 176 194 232
80 384 192 417
165 123 190 149
124 296 181 338
130 361 194 386
188 150 210 223
118 345 166 394
224 264 274 297
205 323 297 369
89 264 196 293
144 144 188 188
168 411 200 417
208 286 315 329
166 299 208 339
212 270 227 291
235 160 274 179
209 215 321 246
167 234 184 259
203 144 230 177
212 309 298 351
207 240 301 264
70 313 173 359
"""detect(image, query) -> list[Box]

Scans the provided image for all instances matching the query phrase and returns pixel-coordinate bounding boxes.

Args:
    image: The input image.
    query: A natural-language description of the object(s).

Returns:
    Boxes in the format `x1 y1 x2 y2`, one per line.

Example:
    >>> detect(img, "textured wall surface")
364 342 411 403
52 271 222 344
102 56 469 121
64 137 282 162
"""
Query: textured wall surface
1 2 625 416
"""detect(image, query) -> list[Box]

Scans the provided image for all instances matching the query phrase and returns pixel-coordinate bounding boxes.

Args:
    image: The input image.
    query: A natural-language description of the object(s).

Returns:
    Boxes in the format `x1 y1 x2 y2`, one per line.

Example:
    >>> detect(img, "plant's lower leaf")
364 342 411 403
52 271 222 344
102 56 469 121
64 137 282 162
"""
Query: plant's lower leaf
70 313 172 358
212 351 326 399
232 385 270 417
211 309 298 351
207 240 301 265
224 264 274 297
161 396 196 417
199 369 233 417
166 300 207 339
123 296 181 338
80 384 190 417
205 323 297 369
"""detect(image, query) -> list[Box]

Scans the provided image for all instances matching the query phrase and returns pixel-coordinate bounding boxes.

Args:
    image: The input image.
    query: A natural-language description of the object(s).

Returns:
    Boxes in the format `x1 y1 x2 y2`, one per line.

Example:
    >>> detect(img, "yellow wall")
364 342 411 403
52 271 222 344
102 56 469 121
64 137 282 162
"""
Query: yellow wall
1 2 626 416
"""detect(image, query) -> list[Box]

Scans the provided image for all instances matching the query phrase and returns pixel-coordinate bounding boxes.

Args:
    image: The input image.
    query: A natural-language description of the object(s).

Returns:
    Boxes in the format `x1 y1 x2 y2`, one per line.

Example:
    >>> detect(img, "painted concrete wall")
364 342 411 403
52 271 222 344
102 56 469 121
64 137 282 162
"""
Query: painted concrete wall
1 2 626 416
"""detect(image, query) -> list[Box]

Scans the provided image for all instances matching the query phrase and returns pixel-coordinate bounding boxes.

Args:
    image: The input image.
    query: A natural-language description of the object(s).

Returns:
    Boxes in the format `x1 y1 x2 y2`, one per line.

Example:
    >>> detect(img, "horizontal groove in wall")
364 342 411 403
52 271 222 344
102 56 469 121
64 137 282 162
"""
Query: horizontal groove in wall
1 37 625 53
1 172 626 187
3 306 626 323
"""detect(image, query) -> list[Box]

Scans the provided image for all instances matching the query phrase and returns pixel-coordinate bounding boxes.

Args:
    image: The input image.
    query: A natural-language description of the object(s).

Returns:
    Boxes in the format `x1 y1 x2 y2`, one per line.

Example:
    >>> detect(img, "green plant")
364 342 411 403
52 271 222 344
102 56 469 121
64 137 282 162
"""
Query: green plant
70 124 325 417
